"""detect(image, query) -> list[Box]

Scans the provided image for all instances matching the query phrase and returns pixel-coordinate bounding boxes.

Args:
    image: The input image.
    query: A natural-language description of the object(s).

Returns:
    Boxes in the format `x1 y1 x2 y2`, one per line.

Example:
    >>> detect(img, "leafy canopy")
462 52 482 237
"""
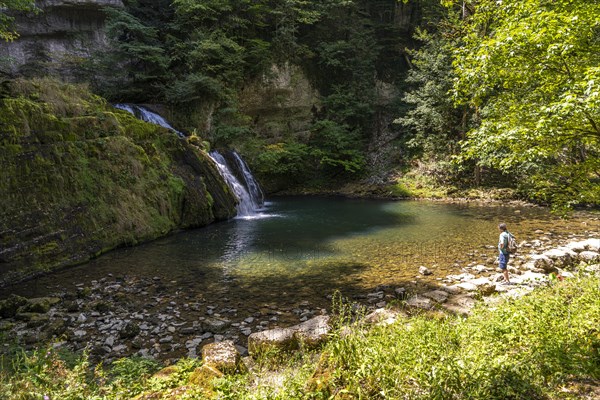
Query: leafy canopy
454 0 600 208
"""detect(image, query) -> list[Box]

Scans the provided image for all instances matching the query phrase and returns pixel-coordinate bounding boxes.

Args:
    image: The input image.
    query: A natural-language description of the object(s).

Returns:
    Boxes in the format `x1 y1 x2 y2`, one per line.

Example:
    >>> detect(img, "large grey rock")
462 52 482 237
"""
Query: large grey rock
421 290 449 303
406 296 433 310
419 266 433 276
578 251 600 263
542 248 574 268
0 294 28 318
584 238 600 252
442 294 476 316
247 315 330 356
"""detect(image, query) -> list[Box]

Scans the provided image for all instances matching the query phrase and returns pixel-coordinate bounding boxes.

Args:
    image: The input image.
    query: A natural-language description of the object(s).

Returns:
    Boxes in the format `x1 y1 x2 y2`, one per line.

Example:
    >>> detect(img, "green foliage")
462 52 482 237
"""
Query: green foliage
0 78 234 282
396 27 469 159
92 7 170 101
0 0 36 41
454 0 600 209
225 275 600 398
2 276 598 398
309 120 365 174
255 140 312 178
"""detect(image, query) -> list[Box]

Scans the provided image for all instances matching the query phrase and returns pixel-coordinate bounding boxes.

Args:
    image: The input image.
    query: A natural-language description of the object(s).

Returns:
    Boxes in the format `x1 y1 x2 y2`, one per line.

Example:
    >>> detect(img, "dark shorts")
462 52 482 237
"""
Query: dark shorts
499 252 509 270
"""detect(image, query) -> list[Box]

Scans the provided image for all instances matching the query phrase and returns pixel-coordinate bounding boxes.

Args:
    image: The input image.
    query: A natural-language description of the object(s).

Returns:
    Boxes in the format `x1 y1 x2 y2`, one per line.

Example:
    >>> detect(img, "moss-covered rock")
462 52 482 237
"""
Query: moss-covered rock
0 78 237 285
0 294 28 318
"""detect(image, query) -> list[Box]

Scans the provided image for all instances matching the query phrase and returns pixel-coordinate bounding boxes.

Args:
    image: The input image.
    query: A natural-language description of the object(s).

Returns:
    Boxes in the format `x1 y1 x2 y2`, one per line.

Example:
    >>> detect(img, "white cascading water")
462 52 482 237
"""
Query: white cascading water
114 104 185 137
231 151 265 207
209 151 263 218
114 103 264 217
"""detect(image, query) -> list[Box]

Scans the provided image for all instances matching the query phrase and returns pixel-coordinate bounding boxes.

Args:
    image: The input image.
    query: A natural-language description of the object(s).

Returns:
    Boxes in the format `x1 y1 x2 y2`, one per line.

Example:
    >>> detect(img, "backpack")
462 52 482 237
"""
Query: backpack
507 232 518 254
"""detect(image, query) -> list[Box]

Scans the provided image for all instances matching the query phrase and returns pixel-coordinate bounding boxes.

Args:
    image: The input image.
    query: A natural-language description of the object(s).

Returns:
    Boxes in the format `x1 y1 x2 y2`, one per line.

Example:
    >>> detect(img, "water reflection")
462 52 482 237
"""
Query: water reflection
3 198 596 305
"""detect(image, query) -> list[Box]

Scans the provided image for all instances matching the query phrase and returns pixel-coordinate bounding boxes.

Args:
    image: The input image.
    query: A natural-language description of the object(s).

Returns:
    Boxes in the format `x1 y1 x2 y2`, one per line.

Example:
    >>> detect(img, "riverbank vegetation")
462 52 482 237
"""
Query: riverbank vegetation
81 0 599 211
3 1 599 209
1 275 598 399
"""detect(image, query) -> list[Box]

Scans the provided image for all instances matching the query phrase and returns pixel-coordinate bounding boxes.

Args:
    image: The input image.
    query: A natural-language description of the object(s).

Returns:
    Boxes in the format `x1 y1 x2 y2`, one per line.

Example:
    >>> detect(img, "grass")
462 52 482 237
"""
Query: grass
1 275 599 399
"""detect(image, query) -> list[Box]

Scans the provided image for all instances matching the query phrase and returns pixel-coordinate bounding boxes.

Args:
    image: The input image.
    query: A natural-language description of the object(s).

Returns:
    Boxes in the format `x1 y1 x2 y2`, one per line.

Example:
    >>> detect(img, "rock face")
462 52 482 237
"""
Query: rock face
0 0 123 77
0 78 237 285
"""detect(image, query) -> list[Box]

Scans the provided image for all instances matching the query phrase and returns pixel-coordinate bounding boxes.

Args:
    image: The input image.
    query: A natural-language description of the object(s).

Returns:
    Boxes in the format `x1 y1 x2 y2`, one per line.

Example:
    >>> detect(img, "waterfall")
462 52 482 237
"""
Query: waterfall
209 151 264 218
114 104 185 138
230 151 265 207
113 103 264 218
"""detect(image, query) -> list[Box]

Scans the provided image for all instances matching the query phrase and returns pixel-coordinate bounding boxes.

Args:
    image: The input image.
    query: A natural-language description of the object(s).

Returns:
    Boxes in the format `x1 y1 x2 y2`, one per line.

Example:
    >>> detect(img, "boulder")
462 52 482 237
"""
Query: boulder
201 340 245 374
542 249 574 268
119 322 140 339
0 294 28 318
17 299 59 317
421 290 449 303
419 266 433 276
578 251 600 263
565 241 589 253
530 255 555 272
247 315 330 356
187 364 223 398
456 282 478 292
405 296 433 310
442 294 476 316
585 238 600 252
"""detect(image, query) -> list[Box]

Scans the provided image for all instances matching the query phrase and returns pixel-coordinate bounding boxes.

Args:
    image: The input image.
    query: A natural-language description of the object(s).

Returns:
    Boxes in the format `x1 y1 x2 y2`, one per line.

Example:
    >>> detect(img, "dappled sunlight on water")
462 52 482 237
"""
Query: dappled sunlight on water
5 197 598 313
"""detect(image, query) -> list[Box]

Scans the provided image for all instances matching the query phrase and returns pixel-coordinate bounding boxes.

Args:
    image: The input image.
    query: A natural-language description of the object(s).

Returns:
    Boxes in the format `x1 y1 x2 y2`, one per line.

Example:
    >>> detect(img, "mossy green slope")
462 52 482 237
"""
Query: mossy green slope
0 78 237 285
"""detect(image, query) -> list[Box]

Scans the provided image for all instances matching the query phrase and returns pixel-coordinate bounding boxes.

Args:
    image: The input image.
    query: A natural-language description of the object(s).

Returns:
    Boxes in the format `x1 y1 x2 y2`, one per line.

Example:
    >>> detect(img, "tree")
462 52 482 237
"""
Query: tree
92 7 170 101
454 0 600 208
396 28 468 159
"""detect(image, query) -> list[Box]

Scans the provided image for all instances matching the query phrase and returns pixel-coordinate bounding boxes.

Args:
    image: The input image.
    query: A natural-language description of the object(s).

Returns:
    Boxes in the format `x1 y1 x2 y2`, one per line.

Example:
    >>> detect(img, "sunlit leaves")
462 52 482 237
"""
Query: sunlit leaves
454 0 600 208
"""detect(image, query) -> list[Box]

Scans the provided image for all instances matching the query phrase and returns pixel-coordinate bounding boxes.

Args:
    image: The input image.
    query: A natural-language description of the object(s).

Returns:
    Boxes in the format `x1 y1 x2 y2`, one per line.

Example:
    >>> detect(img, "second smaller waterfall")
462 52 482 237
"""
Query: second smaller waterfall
209 151 264 218
114 104 185 138
113 102 264 219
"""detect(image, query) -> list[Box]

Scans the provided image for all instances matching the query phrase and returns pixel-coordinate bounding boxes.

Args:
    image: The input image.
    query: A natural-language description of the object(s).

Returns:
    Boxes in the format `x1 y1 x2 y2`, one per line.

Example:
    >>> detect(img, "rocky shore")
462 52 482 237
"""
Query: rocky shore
0 233 598 367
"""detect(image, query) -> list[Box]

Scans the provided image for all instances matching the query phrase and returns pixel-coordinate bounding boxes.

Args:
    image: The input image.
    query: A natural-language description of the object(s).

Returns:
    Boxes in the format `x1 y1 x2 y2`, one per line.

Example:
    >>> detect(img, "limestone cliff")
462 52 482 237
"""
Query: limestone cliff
0 78 237 285
0 0 122 77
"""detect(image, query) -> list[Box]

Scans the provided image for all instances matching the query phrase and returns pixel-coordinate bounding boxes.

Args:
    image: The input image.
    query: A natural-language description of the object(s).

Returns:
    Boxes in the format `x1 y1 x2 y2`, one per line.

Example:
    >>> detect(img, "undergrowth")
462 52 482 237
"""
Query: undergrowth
1 276 598 399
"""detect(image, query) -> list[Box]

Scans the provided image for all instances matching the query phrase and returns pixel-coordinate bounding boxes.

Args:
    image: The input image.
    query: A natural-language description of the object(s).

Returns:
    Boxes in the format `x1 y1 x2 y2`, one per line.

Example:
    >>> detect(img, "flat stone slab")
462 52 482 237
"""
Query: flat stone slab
421 290 449 303
406 296 433 310
247 315 330 356
468 277 493 287
456 282 478 292
442 294 476 315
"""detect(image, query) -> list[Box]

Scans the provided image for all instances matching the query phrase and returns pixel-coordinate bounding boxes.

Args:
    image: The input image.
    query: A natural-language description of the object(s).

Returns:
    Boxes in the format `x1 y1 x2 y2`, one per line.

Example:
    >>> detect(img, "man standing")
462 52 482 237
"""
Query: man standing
498 223 511 284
